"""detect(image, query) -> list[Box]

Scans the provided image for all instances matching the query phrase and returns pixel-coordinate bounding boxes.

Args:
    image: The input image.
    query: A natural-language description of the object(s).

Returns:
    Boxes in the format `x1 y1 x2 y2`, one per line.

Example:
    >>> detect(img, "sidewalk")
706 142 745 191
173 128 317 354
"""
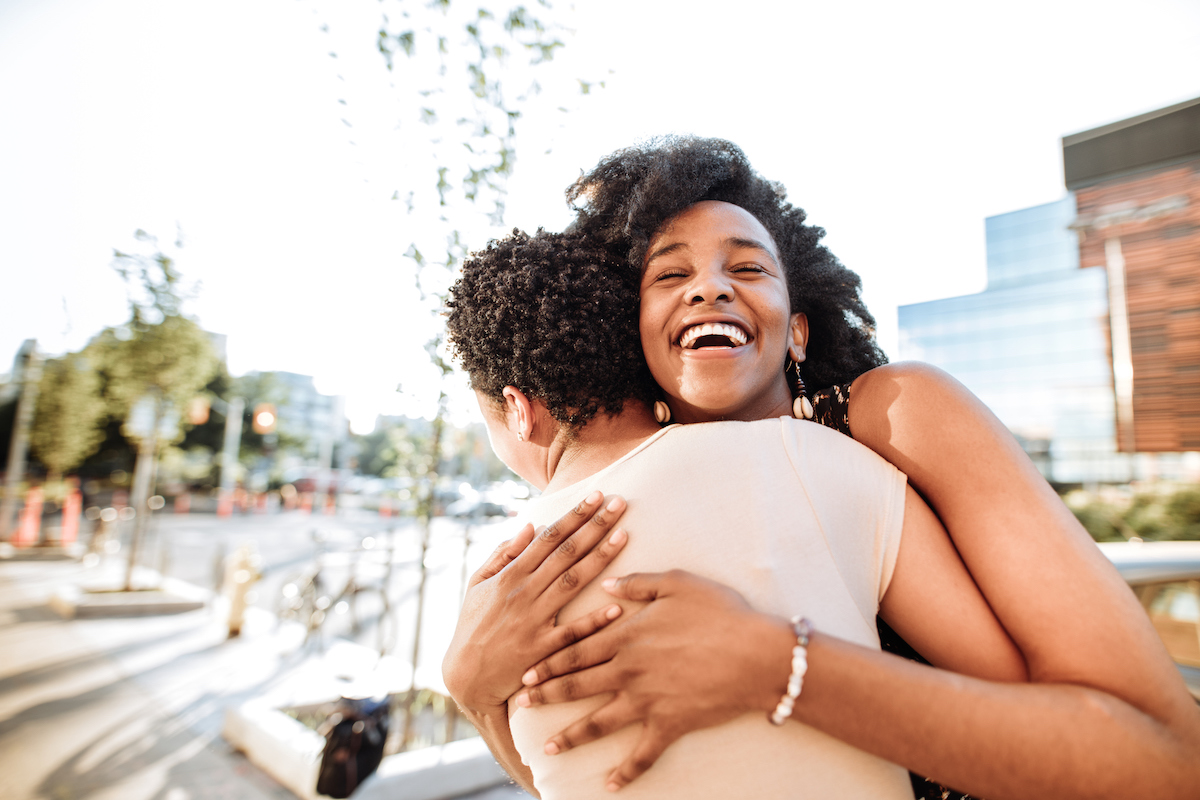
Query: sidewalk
0 553 530 800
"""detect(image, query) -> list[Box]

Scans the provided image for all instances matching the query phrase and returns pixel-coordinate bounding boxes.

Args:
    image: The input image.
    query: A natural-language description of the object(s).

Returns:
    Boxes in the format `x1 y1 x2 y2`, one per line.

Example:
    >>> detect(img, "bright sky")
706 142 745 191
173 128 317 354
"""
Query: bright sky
2 0 1199 433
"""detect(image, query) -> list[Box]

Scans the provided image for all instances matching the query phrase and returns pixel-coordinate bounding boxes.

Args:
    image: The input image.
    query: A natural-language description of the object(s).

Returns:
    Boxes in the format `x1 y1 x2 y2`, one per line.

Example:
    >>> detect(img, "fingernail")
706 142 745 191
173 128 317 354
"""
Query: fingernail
606 604 621 620
521 668 538 685
606 496 623 512
606 782 621 792
545 741 560 756
515 692 531 707
602 577 618 591
609 528 627 546
585 490 602 505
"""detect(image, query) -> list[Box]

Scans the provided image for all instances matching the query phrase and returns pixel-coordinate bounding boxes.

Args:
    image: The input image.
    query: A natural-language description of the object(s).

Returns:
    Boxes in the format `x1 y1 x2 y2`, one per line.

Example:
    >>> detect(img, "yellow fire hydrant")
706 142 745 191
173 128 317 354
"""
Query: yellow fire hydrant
224 542 262 637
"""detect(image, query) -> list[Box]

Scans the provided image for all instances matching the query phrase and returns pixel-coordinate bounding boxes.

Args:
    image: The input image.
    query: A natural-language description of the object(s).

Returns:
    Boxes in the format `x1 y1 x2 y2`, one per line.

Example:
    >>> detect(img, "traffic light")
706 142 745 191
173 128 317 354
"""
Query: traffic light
186 396 211 425
252 403 277 434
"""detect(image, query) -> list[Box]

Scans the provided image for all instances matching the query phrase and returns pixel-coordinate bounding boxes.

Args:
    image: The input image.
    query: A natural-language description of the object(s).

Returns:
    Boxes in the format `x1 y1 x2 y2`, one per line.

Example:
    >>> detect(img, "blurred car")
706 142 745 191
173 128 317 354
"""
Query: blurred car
1099 540 1200 701
444 496 518 520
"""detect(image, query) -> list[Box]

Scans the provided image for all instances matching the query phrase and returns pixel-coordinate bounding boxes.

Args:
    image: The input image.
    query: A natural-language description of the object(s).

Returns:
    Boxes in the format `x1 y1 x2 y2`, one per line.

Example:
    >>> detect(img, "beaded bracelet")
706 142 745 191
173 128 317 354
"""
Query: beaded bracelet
769 616 812 726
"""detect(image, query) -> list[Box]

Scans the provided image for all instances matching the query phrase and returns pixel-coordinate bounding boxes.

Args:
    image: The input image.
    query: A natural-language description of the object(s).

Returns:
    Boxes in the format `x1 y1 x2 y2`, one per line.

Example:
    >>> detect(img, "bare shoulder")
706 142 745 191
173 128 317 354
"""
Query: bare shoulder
846 361 1021 485
849 362 989 428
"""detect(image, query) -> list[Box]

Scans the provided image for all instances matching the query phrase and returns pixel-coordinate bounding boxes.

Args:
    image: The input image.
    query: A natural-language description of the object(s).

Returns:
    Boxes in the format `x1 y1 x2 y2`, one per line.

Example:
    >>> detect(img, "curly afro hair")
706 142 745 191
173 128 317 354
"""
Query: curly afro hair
566 136 887 391
447 229 657 430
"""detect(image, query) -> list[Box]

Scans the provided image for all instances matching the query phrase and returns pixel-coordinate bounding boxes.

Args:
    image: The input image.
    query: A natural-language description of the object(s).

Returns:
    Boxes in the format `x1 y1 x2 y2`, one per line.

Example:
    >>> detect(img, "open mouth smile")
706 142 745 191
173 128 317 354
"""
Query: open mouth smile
678 322 750 350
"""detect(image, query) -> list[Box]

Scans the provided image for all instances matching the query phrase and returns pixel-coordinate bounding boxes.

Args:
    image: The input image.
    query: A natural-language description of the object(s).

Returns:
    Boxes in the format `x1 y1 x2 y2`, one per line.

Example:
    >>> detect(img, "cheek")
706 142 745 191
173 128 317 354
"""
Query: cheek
637 300 660 352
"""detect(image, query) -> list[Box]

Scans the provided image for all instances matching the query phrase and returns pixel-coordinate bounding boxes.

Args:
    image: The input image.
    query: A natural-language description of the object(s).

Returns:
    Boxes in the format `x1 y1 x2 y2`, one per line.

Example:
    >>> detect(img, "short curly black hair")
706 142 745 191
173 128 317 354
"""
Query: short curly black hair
446 229 657 430
566 136 887 390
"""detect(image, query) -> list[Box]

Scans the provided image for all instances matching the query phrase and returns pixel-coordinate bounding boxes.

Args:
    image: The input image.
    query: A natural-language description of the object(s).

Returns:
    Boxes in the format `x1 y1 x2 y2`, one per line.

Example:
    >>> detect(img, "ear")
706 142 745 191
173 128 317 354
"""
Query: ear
788 313 809 364
501 386 535 441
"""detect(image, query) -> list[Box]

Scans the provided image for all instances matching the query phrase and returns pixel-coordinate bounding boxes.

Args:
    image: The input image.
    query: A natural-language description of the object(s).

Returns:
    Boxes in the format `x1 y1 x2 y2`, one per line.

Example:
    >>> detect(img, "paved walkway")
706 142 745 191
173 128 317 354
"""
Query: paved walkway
0 553 530 800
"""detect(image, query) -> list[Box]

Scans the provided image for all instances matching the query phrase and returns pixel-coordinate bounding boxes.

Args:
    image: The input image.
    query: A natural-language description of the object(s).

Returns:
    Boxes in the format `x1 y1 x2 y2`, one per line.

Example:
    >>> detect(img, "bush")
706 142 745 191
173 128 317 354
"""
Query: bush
1065 484 1200 542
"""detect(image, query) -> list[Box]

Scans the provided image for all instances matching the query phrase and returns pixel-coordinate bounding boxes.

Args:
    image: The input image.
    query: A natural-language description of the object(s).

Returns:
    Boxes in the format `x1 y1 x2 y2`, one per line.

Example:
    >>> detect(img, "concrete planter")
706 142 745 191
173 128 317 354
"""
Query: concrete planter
48 565 208 618
222 640 508 800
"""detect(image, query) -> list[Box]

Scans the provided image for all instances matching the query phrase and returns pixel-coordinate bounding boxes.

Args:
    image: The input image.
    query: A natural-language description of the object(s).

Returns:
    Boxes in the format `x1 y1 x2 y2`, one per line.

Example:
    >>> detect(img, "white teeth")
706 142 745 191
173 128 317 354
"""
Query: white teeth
679 323 749 349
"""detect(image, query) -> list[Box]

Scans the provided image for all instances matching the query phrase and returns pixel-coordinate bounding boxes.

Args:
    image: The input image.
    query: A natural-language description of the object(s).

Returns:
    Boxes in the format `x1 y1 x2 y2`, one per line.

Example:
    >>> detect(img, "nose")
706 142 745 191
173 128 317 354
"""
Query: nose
685 265 734 305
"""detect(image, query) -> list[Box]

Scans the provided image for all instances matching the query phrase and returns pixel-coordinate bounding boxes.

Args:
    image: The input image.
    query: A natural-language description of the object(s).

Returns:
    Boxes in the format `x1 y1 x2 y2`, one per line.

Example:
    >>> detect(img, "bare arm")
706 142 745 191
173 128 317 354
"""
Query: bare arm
880 483 1027 683
846 364 1197 738
520 566 1200 799
512 365 1200 795
441 493 630 795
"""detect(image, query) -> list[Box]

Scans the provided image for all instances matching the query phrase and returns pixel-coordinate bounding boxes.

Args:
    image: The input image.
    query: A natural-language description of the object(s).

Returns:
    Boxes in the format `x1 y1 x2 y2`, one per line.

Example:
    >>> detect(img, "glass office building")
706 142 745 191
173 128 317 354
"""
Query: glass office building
897 196 1133 484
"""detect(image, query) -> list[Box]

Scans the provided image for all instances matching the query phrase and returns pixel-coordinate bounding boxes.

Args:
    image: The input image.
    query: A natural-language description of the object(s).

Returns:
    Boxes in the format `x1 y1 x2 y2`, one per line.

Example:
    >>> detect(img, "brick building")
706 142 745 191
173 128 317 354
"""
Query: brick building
1064 97 1200 452
898 97 1200 484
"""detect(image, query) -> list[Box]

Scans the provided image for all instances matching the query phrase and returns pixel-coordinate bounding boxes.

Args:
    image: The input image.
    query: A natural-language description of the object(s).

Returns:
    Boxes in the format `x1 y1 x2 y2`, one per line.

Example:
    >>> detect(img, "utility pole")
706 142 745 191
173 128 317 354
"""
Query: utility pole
217 397 245 517
124 391 164 590
0 341 42 541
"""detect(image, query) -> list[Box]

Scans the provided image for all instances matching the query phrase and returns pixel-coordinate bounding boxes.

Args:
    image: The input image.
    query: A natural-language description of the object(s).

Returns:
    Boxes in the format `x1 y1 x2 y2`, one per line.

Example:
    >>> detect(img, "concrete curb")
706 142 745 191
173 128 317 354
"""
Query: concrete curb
48 565 210 618
353 738 508 800
0 542 85 560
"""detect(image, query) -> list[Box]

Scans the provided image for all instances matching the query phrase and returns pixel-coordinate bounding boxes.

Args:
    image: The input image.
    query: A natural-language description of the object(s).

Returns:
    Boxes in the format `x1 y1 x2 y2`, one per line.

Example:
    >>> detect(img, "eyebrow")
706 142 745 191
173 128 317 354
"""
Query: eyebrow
644 236 778 267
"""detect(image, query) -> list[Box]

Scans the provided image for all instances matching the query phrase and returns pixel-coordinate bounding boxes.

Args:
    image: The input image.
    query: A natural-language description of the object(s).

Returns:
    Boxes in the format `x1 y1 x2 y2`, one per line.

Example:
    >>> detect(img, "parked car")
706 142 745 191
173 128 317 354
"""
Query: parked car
1100 540 1200 701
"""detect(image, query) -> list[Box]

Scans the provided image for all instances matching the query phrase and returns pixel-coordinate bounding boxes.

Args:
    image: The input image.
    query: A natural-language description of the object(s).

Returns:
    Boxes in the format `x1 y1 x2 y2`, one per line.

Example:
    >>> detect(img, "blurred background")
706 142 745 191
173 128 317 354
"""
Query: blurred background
1 0 1198 798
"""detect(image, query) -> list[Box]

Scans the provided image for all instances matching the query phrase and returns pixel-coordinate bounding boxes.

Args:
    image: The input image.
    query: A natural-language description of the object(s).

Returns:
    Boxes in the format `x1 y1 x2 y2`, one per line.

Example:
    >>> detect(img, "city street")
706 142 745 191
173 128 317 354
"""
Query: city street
137 506 524 686
0 508 533 800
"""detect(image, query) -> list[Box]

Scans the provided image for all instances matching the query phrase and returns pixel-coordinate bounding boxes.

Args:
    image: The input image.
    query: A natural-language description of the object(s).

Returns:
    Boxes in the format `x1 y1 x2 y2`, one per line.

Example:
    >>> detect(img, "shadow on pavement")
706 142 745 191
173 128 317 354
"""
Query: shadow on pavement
34 653 293 800
7 603 62 623
0 618 206 698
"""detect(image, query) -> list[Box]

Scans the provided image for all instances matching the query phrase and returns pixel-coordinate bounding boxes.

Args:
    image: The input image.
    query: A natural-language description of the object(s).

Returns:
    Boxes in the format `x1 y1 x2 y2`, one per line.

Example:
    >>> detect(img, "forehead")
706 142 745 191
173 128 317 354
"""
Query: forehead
651 201 777 255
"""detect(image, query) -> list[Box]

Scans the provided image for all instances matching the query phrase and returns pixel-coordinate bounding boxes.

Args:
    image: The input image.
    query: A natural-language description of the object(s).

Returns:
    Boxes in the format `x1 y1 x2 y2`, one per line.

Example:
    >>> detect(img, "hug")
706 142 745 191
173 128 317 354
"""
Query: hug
441 137 1200 800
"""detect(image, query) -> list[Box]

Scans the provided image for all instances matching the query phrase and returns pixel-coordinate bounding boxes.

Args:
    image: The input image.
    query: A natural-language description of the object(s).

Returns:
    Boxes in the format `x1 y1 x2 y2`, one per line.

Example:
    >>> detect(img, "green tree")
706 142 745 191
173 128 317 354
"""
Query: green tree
339 0 593 744
101 230 219 589
28 352 107 482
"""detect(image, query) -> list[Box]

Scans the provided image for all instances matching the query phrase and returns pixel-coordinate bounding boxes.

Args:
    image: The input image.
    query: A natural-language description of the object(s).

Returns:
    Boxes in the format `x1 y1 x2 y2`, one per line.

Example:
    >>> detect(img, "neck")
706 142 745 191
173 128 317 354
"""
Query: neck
672 382 795 424
542 402 663 494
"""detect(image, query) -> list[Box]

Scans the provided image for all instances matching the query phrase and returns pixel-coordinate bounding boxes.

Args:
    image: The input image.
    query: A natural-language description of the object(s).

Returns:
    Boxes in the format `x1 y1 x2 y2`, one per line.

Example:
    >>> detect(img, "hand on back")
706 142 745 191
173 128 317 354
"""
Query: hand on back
441 491 630 716
514 570 794 792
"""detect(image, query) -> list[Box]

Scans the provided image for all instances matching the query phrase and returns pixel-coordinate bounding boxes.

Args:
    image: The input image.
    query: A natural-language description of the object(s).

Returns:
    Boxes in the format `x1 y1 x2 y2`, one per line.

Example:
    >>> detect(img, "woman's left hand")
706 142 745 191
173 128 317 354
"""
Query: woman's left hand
514 570 795 792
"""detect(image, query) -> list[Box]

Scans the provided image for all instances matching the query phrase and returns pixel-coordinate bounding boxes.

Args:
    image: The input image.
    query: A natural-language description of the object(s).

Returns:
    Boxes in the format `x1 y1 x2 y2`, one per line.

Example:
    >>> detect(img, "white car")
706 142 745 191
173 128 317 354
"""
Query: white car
1099 540 1200 701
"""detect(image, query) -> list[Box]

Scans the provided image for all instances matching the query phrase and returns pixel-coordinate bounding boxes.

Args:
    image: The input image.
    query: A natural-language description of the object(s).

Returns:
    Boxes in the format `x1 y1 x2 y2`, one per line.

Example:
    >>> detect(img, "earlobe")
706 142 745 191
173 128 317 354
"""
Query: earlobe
790 314 809 363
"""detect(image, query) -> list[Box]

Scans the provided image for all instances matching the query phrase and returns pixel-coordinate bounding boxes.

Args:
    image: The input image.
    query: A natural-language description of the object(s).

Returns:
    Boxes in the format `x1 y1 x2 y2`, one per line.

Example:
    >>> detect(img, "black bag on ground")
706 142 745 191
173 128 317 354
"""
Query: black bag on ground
315 696 390 798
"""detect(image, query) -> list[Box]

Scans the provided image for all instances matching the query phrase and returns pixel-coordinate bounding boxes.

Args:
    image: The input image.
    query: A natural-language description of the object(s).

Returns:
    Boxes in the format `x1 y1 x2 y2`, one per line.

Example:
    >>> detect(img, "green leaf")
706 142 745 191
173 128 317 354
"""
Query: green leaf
398 30 416 57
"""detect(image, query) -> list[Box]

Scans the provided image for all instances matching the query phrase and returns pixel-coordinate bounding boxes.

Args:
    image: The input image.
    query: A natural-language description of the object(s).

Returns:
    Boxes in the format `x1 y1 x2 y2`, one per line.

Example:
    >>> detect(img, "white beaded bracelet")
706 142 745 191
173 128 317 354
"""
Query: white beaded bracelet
769 616 812 726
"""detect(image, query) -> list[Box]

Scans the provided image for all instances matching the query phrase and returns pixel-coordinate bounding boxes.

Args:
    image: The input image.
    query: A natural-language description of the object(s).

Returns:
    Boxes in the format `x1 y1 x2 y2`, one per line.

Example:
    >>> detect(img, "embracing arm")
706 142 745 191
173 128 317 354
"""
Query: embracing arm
512 368 1200 795
847 364 1200 745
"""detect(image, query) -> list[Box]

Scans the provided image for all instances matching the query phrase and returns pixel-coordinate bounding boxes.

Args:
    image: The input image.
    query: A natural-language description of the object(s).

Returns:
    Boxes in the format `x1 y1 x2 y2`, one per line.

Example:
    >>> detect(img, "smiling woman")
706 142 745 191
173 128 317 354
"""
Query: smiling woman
639 201 805 423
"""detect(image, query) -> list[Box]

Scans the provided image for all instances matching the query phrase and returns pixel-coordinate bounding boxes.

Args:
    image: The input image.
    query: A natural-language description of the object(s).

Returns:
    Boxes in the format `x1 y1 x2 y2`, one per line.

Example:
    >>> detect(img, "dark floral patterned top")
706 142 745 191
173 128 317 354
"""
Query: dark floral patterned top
811 383 978 800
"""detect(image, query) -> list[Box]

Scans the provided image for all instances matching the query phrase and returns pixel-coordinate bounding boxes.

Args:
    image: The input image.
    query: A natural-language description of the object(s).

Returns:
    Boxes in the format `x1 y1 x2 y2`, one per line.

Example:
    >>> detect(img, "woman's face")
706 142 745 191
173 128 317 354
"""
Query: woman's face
639 201 806 423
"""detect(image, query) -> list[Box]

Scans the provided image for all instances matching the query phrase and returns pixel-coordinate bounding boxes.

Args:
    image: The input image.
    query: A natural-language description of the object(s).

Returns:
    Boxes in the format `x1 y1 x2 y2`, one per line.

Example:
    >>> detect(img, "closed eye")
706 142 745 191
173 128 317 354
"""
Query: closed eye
651 269 688 282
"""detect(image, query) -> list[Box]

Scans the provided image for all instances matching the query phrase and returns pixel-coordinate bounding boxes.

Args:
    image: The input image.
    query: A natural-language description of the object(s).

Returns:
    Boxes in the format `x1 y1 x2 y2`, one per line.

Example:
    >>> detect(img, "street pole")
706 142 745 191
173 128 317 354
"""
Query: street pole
124 392 163 590
0 340 42 542
403 393 446 748
217 397 244 517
